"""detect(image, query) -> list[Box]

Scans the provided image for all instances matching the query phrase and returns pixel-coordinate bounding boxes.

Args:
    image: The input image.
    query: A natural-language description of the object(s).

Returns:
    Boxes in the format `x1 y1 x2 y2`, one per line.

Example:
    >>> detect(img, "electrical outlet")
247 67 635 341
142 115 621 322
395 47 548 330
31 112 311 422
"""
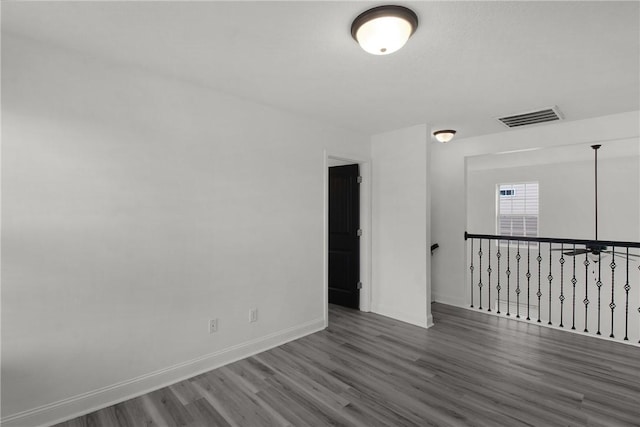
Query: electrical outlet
250 308 258 323
209 318 218 334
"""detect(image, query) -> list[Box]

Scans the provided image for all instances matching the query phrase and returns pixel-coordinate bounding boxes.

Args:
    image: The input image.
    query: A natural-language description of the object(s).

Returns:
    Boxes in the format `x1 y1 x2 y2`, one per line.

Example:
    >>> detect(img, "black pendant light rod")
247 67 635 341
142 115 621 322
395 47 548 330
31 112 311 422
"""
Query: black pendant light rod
592 144 601 241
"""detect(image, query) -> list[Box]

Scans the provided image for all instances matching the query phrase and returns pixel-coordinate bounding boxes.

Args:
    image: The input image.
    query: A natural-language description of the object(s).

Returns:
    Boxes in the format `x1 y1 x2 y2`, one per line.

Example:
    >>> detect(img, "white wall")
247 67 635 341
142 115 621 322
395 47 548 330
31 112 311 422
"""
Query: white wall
1 34 370 426
431 111 640 307
467 141 639 240
371 125 432 327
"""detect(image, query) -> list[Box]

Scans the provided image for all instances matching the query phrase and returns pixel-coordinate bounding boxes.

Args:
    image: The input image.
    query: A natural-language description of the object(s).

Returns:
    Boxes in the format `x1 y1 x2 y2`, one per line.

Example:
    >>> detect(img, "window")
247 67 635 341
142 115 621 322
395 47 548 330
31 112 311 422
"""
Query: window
497 182 538 238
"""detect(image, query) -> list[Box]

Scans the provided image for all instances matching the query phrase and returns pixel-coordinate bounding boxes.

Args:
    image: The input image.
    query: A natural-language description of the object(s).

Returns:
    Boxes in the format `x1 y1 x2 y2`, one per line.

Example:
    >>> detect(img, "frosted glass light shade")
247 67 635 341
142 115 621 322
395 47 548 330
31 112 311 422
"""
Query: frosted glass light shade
433 130 457 143
351 6 418 56
355 16 413 55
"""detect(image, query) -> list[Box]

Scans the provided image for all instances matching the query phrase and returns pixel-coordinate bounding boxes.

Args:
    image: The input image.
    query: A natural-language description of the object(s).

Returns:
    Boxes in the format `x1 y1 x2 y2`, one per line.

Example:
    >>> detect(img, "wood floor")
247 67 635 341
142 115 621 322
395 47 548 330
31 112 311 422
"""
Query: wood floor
55 303 640 427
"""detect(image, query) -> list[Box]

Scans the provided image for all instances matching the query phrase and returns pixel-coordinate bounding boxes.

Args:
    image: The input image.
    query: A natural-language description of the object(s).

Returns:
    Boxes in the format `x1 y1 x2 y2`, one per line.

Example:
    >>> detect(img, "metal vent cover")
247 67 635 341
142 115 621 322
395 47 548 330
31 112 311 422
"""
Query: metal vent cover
497 106 563 128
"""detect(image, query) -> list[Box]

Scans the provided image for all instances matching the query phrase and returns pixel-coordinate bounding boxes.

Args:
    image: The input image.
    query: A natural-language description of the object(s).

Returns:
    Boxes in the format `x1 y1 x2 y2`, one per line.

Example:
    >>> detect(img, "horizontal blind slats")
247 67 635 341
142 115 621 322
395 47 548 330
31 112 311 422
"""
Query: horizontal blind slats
497 182 538 238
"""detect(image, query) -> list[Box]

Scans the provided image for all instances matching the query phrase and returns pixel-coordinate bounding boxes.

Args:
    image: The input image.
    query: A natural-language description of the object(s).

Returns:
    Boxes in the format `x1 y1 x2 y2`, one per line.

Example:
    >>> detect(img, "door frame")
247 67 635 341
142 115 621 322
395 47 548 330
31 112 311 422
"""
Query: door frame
323 150 372 327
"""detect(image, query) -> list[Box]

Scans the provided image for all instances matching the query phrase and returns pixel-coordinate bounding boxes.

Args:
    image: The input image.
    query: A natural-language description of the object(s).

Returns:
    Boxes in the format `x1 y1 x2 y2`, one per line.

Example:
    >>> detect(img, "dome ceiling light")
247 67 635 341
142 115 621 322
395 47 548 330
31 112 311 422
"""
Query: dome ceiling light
433 130 457 143
351 5 419 55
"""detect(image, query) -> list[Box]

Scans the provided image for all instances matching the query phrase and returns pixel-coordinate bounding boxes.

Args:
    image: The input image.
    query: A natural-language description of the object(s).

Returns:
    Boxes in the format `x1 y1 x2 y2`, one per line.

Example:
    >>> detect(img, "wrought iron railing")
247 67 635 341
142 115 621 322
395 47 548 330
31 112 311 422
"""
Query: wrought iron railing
465 232 640 344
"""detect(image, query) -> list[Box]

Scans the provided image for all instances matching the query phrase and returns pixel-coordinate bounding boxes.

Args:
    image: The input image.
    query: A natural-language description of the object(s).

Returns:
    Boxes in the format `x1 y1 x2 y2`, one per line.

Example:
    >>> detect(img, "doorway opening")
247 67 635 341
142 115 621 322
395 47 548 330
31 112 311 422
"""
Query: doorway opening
328 163 360 309
324 153 371 327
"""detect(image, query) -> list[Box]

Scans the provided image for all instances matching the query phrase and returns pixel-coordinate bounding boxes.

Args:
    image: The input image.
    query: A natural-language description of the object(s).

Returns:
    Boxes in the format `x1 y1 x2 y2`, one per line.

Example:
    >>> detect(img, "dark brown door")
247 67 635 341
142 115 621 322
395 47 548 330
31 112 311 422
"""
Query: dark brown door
328 164 360 309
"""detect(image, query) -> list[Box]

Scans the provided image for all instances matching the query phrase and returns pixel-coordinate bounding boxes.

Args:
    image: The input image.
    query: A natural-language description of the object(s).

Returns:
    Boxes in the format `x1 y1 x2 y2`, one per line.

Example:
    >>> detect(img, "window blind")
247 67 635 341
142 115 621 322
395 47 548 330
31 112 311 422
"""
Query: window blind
497 182 539 237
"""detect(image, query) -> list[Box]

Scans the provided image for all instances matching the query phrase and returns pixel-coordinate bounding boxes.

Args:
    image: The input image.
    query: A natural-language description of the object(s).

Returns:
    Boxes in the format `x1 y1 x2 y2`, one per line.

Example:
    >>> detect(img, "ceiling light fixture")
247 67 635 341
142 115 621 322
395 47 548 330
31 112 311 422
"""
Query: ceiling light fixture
433 130 457 143
351 5 418 55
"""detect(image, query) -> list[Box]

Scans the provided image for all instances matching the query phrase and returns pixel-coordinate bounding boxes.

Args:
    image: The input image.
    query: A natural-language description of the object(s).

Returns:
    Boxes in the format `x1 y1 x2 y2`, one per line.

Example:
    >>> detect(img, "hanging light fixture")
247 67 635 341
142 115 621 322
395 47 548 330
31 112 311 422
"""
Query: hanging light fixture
433 130 457 143
351 5 419 55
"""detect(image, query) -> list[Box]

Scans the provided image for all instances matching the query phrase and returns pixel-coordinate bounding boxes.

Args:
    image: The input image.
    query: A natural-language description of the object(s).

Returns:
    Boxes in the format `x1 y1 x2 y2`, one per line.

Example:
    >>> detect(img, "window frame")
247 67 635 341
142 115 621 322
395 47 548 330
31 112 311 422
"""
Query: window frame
496 181 539 246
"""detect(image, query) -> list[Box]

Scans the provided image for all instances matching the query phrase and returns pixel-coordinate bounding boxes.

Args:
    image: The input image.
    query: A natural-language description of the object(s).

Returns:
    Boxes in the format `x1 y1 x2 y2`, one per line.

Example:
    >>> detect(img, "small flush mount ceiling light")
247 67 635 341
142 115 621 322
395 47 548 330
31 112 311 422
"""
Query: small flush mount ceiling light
351 5 419 55
433 130 457 143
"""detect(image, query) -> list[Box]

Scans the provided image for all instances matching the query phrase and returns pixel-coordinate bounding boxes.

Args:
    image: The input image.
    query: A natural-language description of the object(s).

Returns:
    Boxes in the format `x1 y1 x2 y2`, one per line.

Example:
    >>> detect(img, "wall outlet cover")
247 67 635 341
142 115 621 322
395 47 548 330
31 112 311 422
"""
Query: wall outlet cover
209 318 218 334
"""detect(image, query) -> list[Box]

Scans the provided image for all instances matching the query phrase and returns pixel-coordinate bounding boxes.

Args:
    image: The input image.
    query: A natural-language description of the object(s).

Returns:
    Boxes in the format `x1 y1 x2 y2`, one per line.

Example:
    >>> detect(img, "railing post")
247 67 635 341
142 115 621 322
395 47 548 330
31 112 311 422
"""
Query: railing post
470 238 474 308
571 245 577 330
536 244 542 323
506 240 511 316
624 248 630 341
478 239 483 310
547 242 553 325
496 246 501 314
516 241 521 318
559 244 565 328
596 254 602 335
584 253 590 333
526 242 531 321
487 242 492 312
609 247 616 338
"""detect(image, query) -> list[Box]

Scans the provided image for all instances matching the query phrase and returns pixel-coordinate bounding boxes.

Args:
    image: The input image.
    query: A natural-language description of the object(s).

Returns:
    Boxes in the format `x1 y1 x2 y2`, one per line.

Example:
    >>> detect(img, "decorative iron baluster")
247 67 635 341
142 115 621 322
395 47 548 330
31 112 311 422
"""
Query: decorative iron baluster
478 239 483 310
496 246 502 314
526 242 531 321
571 245 577 330
624 248 629 341
559 244 565 328
516 241 521 318
487 242 492 312
609 246 616 338
470 239 474 308
463 233 640 342
537 245 542 323
584 253 590 333
506 241 511 316
524 242 531 320
596 254 602 335
548 243 553 325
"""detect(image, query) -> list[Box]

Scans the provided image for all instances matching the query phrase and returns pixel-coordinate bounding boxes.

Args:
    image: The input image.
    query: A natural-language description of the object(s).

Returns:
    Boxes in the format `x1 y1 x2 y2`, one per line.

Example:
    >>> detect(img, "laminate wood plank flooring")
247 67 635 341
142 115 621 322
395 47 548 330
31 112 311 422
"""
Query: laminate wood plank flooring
54 303 640 427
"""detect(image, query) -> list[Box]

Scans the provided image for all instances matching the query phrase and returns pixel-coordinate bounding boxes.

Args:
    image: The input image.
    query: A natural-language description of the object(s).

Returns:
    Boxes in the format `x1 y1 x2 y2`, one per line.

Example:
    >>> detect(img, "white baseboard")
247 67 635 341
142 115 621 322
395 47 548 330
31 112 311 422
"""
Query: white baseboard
1 318 325 427
371 304 430 329
426 313 434 328
432 293 466 308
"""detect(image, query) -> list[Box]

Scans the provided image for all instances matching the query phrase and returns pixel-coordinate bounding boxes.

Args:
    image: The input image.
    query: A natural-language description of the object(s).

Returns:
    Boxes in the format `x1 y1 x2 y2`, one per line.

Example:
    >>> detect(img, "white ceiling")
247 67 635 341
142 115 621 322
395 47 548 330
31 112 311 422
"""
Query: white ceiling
2 1 639 138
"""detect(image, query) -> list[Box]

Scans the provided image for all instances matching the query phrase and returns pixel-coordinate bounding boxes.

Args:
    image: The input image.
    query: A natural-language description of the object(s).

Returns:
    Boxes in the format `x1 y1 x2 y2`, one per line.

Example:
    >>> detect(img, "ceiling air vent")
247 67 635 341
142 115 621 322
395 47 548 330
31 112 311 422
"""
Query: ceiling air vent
497 106 563 128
